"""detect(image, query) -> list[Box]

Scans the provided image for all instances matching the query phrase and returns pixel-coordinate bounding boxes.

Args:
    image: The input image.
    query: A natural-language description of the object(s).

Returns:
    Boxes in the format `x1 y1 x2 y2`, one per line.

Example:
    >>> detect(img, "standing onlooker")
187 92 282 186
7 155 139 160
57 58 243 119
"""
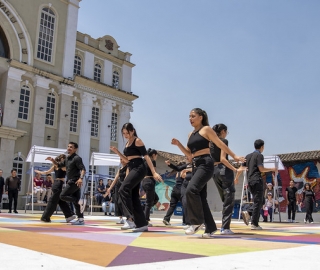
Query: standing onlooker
0 169 4 213
42 174 53 202
300 183 318 223
242 139 277 230
95 179 106 205
5 169 21 213
285 180 298 223
47 142 86 225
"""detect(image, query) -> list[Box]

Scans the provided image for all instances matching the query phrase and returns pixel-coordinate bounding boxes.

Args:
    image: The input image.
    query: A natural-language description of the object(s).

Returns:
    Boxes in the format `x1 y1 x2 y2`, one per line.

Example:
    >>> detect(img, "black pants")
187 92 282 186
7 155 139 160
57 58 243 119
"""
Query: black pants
164 186 181 222
8 189 18 211
42 180 73 220
181 181 189 224
248 180 264 227
60 181 83 218
305 199 314 222
186 155 217 233
119 158 147 228
0 192 2 210
213 164 235 230
141 177 159 221
114 182 123 217
287 200 296 220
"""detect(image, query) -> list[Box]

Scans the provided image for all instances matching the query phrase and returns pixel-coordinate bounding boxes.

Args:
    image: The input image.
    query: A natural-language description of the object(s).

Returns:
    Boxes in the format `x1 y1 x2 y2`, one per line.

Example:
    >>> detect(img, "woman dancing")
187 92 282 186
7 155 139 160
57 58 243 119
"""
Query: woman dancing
142 148 161 226
172 108 244 237
211 123 245 235
105 158 128 224
300 183 318 223
35 154 75 223
110 123 162 232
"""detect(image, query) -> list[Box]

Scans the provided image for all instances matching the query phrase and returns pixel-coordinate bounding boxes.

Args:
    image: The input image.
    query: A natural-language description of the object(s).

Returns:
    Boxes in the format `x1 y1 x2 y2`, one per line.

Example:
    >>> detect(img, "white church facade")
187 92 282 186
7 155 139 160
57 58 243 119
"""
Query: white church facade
0 0 137 197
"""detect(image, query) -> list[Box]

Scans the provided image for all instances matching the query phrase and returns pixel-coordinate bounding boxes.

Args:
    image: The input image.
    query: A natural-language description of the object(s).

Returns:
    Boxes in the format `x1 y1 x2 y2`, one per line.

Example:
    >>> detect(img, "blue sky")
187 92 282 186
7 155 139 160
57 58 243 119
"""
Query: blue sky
78 1 320 157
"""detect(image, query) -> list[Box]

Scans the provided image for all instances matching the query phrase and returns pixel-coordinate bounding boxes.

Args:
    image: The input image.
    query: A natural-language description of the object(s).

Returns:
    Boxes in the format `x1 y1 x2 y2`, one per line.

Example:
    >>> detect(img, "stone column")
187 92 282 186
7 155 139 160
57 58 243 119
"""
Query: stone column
117 104 132 154
77 92 96 173
30 76 52 147
97 99 115 176
57 84 75 148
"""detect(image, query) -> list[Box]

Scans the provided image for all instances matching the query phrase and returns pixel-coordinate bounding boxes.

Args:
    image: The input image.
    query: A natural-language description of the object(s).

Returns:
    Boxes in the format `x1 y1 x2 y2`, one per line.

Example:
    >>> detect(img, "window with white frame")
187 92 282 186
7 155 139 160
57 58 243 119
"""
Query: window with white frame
111 112 118 141
94 63 102 82
91 107 99 137
37 7 56 62
70 100 78 132
45 92 56 126
18 85 31 120
74 55 82 75
12 156 24 181
109 167 116 179
89 165 97 175
112 71 119 89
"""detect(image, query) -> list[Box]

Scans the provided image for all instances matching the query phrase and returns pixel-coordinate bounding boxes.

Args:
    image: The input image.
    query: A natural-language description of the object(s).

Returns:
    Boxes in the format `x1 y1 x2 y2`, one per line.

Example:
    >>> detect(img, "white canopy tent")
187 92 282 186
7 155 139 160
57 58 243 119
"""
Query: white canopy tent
238 155 285 222
26 145 67 213
89 152 120 215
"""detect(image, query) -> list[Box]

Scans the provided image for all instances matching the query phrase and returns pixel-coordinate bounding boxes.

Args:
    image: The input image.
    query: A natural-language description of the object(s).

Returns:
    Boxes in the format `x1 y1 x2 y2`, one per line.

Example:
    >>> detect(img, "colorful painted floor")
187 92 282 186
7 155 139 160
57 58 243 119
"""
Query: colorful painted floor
0 213 320 269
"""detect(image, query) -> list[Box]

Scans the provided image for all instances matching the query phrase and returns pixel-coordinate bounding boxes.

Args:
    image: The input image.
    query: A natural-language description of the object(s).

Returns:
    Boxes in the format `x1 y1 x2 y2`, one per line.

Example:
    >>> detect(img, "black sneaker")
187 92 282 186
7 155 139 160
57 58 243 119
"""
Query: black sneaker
8 211 12 213
40 217 51 223
14 210 18 214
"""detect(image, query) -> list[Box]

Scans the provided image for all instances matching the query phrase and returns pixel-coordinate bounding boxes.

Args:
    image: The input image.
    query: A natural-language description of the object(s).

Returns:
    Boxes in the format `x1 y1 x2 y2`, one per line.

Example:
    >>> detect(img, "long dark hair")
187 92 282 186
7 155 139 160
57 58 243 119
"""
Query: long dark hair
192 108 209 126
212 123 227 136
122 123 138 137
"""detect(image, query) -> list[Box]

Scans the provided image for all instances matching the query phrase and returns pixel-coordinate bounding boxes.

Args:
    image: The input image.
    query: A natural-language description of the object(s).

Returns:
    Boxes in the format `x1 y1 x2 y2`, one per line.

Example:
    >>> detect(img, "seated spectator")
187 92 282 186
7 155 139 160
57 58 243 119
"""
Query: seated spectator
260 192 278 222
42 174 53 203
95 179 106 205
33 173 44 203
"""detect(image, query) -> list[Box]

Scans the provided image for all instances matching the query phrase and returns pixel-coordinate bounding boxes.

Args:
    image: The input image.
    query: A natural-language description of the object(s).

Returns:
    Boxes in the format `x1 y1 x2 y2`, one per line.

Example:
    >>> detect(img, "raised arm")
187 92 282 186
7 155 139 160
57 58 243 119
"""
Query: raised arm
35 165 55 175
171 136 192 160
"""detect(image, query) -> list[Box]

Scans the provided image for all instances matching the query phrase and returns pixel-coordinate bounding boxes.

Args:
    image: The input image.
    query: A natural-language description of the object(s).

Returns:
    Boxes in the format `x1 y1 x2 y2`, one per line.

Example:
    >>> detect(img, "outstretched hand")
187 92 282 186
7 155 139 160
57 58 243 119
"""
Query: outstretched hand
153 172 163 183
234 156 246 163
171 138 180 145
110 146 118 153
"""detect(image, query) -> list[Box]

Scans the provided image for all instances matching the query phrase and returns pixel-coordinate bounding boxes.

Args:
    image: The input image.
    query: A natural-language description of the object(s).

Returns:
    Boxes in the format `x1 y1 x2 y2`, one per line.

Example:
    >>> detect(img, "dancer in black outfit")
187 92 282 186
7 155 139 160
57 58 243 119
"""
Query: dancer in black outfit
142 149 161 226
163 160 188 226
106 158 128 224
36 154 75 223
172 108 244 237
110 123 162 232
210 124 245 235
300 183 318 223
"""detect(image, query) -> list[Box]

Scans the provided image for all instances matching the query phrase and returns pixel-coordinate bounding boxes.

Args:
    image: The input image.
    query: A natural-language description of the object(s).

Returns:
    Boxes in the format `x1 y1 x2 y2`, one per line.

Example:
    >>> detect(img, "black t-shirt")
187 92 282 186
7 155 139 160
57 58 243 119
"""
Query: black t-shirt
210 138 228 163
243 151 264 182
145 159 156 176
285 186 297 201
0 176 4 193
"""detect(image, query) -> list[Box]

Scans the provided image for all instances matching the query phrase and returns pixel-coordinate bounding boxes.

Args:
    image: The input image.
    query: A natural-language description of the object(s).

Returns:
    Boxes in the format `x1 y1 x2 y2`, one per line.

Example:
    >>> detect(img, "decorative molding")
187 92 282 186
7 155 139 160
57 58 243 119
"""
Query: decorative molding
81 92 97 106
33 75 52 89
101 98 116 111
59 83 75 96
75 83 133 106
0 126 27 140
7 67 26 81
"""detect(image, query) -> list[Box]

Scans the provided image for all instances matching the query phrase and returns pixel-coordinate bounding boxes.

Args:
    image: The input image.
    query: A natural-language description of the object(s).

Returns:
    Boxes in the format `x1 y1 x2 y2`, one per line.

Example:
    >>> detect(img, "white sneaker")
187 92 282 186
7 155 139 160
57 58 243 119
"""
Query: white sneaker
78 199 87 213
116 218 124 224
147 222 153 227
66 215 77 223
221 229 234 235
304 219 306 223
288 219 292 223
251 225 263 230
292 220 295 223
185 224 203 235
132 225 148 232
183 225 191 230
121 220 136 230
202 230 217 238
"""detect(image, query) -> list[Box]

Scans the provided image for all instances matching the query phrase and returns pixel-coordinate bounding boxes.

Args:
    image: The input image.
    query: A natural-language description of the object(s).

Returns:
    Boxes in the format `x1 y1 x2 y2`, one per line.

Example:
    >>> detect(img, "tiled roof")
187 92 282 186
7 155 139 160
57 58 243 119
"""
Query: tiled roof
157 149 320 167
277 150 320 163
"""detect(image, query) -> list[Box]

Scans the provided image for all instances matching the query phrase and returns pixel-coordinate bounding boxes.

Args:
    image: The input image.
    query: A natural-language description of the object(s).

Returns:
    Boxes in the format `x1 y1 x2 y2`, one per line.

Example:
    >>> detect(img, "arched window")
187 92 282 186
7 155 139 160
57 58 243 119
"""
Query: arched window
74 55 82 75
18 84 31 120
0 26 9 58
94 63 102 82
37 7 56 62
45 92 56 126
12 156 24 181
112 71 119 89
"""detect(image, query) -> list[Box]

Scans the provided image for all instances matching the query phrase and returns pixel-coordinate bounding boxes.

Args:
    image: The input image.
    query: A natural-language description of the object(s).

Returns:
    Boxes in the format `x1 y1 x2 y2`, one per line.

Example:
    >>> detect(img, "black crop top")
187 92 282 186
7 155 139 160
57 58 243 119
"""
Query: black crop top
123 138 147 157
187 129 210 154
54 168 66 179
210 138 229 163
